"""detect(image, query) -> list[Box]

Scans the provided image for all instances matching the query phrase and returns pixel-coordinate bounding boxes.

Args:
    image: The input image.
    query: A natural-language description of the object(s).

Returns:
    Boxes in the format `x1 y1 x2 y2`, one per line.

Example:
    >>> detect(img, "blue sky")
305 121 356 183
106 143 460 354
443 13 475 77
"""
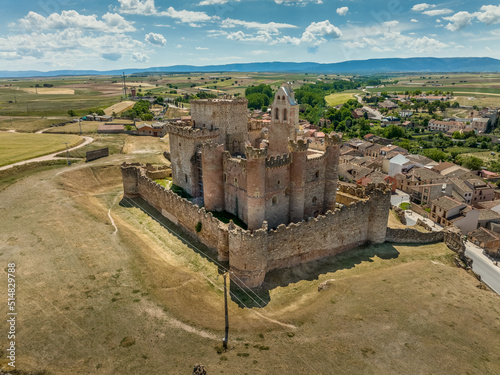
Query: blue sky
0 0 499 71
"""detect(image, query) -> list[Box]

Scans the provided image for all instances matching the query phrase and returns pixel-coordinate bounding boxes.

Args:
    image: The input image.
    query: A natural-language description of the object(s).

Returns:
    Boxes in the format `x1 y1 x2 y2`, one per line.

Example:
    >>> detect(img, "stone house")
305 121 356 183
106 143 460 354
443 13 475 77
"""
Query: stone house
410 183 453 207
395 167 447 193
430 196 479 234
469 227 500 258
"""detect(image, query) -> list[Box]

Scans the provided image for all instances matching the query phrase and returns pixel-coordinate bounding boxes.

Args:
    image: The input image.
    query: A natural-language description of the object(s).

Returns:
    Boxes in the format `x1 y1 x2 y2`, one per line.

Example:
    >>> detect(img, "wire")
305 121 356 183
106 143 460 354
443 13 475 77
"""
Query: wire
121 196 349 374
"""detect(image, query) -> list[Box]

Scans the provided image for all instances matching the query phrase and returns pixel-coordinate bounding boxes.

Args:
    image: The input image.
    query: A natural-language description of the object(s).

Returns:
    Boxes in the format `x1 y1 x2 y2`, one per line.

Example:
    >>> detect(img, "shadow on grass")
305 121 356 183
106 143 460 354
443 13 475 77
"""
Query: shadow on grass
119 197 228 274
231 243 401 308
119 196 401 309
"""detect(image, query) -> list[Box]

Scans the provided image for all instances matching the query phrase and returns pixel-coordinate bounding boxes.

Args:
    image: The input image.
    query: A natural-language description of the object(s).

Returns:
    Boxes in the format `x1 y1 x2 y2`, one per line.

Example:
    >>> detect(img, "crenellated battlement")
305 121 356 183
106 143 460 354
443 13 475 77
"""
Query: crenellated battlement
224 152 248 168
248 120 269 132
191 97 248 105
289 138 309 152
166 124 220 139
325 132 343 146
266 154 291 169
245 145 268 159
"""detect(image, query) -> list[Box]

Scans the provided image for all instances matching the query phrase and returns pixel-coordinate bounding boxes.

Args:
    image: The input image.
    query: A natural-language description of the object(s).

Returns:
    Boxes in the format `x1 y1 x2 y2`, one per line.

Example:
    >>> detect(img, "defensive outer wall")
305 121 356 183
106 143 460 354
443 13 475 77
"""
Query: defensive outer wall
122 163 392 287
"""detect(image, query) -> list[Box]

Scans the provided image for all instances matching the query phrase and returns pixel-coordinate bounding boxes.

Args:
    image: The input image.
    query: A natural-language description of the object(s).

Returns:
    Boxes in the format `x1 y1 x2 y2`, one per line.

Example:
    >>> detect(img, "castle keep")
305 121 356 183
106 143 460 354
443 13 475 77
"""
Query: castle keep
122 83 391 287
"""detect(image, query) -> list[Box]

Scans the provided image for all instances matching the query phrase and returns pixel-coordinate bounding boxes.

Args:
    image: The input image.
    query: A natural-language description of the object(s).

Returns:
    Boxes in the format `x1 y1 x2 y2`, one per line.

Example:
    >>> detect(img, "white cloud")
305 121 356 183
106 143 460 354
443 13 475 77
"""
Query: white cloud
162 7 212 24
274 0 323 6
117 0 212 26
411 19 419 23
132 52 149 63
305 20 342 39
0 29 146 64
276 20 341 46
422 9 453 16
411 3 436 12
117 0 156 15
196 46 209 50
227 30 273 42
220 18 297 33
145 32 166 46
251 49 268 55
343 19 447 54
336 7 349 16
476 5 500 25
443 11 474 31
15 10 135 33
198 0 239 5
0 52 19 60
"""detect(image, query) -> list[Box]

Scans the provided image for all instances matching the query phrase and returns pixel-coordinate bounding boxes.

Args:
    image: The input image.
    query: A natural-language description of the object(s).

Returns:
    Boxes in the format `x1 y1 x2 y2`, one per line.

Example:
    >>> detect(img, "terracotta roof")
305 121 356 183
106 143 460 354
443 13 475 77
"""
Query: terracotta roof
432 196 465 211
470 227 500 243
478 209 500 222
432 162 457 173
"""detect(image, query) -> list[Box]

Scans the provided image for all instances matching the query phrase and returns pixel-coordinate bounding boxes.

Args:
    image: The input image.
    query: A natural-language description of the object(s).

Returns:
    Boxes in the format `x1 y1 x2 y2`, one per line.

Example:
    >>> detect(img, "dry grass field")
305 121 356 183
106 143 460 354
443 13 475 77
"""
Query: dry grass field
21 87 75 95
0 136 499 374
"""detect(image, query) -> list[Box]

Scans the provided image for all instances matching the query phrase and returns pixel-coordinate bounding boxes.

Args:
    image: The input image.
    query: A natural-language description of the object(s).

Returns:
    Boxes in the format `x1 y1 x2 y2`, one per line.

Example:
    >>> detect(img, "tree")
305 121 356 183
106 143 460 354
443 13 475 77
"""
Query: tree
457 156 483 170
67 109 77 117
383 125 405 139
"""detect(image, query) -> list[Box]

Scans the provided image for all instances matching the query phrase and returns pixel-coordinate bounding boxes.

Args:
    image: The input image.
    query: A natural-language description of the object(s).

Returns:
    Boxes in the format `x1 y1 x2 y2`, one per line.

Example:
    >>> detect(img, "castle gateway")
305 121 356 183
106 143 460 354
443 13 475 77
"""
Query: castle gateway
122 84 391 287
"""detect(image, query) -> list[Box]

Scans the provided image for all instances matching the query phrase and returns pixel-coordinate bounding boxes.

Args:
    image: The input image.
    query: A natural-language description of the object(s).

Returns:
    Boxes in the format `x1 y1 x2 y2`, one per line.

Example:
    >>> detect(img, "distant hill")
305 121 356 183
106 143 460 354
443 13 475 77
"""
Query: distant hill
1 57 500 78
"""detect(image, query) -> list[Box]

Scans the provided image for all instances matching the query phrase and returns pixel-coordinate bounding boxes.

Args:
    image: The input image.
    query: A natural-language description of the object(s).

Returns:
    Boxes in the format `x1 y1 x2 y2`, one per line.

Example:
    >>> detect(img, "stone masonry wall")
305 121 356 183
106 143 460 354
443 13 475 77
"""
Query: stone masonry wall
123 164 392 288
229 185 391 287
122 164 229 260
385 228 444 243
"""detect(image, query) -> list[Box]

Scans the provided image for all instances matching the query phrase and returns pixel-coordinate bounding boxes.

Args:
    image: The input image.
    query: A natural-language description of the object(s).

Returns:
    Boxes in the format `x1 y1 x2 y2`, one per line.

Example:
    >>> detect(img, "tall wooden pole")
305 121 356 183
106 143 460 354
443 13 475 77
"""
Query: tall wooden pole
223 272 229 350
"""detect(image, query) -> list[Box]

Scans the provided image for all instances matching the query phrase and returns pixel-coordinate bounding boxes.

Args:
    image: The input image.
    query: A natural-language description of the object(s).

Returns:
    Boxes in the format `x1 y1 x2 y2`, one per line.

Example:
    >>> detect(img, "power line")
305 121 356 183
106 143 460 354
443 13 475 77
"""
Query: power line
121 197 322 373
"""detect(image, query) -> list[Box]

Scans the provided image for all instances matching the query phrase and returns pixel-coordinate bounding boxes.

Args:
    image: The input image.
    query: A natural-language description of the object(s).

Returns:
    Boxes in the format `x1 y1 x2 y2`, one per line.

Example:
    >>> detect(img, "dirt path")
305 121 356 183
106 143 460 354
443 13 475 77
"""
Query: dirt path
0 135 93 171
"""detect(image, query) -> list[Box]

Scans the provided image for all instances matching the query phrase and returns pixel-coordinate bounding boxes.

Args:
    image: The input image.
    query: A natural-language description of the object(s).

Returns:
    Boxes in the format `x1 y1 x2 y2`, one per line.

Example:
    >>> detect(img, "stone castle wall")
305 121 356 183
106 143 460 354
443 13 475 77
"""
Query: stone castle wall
122 164 229 259
122 163 392 288
385 228 444 244
228 185 391 287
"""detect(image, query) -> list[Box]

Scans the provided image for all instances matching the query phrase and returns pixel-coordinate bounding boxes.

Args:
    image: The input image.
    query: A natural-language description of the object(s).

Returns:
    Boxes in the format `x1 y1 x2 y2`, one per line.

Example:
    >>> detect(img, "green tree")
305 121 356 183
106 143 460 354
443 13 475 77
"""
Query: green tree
383 125 405 139
457 156 483 170
67 109 77 117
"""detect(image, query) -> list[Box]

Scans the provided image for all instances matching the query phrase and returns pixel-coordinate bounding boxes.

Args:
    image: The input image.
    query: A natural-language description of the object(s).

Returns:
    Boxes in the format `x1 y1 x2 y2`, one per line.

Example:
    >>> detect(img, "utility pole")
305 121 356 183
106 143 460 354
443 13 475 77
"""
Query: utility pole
122 72 127 99
65 142 71 166
223 272 229 350
79 118 82 135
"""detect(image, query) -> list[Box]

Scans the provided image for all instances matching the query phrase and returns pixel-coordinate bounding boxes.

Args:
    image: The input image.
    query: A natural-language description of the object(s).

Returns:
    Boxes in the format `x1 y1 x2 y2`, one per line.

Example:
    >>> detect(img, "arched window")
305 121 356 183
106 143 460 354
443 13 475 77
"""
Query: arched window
315 171 319 179
312 196 317 204
283 108 287 121
232 139 239 153
272 196 278 205
277 95 281 100
275 108 279 120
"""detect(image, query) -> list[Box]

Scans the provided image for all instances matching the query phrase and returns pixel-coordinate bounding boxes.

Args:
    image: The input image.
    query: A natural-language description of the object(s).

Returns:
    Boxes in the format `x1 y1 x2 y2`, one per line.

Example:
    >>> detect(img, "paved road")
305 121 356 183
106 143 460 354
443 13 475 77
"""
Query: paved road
355 91 383 120
465 243 500 294
0 135 93 171
391 189 410 206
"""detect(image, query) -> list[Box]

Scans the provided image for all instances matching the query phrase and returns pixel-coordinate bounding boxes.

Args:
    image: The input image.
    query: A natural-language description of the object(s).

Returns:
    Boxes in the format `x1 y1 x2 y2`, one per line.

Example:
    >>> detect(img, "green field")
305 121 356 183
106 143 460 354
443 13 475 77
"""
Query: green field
325 90 362 106
0 132 83 166
0 116 72 133
0 87 120 117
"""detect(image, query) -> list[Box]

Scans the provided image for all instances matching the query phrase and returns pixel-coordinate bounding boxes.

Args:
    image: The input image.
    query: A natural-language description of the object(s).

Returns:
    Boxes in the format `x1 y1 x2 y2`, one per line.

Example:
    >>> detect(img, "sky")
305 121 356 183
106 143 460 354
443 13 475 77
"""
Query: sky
0 0 499 71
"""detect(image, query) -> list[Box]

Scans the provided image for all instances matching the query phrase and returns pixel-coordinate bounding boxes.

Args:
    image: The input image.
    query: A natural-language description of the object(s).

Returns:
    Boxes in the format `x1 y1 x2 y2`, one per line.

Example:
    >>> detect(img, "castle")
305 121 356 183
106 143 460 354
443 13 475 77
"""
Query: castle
122 83 391 288
167 83 342 230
